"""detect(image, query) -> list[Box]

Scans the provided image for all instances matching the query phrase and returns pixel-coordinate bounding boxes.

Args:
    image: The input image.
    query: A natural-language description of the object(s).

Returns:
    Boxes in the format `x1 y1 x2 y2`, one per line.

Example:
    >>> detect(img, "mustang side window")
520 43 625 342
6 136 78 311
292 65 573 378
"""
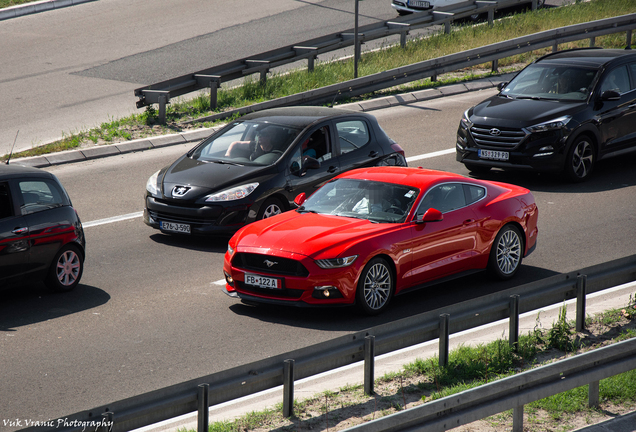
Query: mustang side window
418 184 466 214
336 120 370 154
464 184 486 205
0 182 13 219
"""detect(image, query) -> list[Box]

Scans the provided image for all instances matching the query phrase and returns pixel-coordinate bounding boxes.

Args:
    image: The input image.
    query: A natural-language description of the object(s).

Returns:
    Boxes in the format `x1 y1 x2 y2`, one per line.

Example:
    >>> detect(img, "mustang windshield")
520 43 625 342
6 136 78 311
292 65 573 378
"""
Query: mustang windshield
299 179 419 223
501 64 598 101
191 121 302 166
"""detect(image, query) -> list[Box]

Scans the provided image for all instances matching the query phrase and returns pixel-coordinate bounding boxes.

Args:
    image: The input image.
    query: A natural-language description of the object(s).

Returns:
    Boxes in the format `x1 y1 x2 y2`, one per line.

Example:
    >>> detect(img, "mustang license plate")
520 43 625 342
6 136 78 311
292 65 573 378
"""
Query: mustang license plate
160 221 191 234
245 273 281 289
478 149 509 161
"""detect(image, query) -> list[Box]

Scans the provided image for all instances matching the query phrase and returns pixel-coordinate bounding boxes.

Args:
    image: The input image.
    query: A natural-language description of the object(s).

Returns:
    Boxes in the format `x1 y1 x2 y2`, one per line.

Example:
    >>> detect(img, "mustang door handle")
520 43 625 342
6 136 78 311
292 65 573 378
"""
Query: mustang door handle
463 219 475 225
327 166 338 173
12 227 29 235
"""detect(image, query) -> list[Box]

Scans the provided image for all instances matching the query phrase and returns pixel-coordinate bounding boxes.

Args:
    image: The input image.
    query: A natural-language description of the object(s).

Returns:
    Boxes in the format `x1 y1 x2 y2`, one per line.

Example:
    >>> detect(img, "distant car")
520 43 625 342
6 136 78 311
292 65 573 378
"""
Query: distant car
144 107 407 236
222 167 538 315
456 48 636 181
391 0 543 17
0 164 86 292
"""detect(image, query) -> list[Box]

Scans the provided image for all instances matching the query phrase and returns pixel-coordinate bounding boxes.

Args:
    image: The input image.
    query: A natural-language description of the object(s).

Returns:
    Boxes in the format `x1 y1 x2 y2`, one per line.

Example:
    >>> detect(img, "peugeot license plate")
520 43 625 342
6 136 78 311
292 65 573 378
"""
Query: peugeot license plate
160 221 191 234
245 273 281 289
478 149 509 161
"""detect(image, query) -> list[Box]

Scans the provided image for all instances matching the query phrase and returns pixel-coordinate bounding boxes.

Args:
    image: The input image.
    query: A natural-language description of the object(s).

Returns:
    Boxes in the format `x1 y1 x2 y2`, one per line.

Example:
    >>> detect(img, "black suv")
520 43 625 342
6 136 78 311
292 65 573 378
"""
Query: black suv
0 164 86 292
456 48 636 181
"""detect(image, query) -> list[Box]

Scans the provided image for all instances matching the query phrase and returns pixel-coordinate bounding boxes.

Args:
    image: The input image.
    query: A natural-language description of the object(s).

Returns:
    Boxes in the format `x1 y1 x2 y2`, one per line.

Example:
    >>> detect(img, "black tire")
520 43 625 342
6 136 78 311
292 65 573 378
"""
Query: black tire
45 244 84 292
257 197 285 220
487 225 523 280
356 257 394 315
564 136 595 182
464 162 491 174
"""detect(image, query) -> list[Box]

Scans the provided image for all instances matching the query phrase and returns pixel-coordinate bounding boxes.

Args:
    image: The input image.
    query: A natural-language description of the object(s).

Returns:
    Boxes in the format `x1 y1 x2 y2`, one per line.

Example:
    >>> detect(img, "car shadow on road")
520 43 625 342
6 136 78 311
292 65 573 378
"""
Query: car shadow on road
465 152 636 193
226 264 559 332
0 283 110 331
148 233 229 253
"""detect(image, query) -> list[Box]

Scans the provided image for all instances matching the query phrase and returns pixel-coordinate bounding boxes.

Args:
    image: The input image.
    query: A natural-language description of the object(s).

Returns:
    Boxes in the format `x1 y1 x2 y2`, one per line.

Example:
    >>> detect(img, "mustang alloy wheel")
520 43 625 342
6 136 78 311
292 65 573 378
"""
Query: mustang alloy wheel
356 257 394 315
46 245 84 292
488 225 523 280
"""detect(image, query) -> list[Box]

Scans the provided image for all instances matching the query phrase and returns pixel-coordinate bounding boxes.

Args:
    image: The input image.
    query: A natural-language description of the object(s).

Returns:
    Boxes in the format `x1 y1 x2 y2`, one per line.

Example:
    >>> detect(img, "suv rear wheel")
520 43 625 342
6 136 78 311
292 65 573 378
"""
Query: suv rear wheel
564 136 595 182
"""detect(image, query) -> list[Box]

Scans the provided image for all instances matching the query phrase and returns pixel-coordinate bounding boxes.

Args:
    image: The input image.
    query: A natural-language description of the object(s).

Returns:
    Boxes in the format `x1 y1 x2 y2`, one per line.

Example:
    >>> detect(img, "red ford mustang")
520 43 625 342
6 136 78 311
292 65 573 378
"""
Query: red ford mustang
222 167 538 315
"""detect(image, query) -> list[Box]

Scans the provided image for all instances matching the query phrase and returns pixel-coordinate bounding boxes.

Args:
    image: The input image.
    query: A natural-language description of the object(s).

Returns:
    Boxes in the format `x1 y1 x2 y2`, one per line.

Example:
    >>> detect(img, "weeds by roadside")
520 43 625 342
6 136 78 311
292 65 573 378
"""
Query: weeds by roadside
184 295 636 432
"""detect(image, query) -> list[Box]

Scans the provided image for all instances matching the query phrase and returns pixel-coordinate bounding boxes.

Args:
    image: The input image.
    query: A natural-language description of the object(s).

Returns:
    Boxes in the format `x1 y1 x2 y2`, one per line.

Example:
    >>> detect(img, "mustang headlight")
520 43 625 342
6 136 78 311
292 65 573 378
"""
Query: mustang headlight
205 183 259 202
526 115 572 133
146 170 160 195
315 255 358 269
227 243 235 256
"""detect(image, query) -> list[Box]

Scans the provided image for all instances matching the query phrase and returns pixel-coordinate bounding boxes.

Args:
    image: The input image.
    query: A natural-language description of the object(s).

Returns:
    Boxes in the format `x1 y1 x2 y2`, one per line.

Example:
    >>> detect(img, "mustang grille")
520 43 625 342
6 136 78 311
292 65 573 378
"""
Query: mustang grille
469 124 527 149
233 253 309 277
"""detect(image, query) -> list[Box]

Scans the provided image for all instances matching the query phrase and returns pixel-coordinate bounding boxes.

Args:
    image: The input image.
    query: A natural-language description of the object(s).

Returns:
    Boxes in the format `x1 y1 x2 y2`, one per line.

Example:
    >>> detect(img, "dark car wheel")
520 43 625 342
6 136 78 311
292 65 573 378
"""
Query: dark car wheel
356 257 394 315
45 245 84 292
488 225 523 280
257 197 285 220
564 136 595 182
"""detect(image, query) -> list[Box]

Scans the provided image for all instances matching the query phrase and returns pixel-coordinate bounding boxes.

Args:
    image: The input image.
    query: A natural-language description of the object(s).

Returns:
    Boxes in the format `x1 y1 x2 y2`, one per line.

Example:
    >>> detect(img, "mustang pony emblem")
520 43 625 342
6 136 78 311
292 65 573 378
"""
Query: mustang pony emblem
264 260 278 268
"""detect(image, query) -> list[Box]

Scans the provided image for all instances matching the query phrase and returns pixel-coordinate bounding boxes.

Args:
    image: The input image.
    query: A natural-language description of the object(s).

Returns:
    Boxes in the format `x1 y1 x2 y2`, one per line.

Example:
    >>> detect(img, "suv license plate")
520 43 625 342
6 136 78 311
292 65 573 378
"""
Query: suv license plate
478 149 509 161
411 0 430 7
245 273 281 289
160 221 191 234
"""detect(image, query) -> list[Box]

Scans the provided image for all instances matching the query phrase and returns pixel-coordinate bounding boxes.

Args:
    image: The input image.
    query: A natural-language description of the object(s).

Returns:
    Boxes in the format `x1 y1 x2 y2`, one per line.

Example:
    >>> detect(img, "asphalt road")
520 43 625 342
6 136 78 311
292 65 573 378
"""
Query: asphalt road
1 89 636 431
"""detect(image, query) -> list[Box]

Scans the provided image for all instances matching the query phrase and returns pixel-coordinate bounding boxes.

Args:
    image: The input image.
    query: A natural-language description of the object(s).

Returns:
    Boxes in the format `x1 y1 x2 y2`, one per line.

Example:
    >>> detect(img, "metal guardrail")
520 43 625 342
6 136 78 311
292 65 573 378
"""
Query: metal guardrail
344 337 636 432
133 0 540 118
19 254 636 432
189 13 636 125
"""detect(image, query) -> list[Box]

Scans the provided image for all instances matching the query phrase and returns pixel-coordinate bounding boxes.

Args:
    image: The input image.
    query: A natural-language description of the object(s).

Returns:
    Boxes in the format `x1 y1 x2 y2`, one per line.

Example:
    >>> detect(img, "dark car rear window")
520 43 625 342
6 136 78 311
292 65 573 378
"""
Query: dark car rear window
18 179 67 215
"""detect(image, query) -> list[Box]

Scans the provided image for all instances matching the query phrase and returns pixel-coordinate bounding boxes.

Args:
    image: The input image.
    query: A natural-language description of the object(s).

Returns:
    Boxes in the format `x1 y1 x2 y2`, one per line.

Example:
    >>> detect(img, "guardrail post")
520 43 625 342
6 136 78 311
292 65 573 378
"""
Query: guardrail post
576 275 587 332
439 313 450 367
209 81 219 110
627 30 632 49
197 383 209 432
487 9 494 27
158 94 168 124
531 0 538 10
98 411 113 432
589 36 596 47
283 359 295 418
364 335 375 395
589 380 600 408
491 58 499 73
509 295 520 352
552 42 558 53
512 406 524 432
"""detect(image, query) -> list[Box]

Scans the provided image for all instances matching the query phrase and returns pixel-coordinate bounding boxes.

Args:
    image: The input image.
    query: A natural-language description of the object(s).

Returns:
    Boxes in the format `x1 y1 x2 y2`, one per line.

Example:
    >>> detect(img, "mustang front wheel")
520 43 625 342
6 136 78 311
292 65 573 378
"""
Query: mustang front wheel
488 225 523 280
356 257 394 315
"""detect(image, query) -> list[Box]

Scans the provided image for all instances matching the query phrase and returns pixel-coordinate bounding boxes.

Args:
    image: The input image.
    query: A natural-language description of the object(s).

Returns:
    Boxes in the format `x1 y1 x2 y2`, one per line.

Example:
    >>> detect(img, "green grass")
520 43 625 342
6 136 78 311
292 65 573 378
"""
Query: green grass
0 0 38 8
3 0 635 164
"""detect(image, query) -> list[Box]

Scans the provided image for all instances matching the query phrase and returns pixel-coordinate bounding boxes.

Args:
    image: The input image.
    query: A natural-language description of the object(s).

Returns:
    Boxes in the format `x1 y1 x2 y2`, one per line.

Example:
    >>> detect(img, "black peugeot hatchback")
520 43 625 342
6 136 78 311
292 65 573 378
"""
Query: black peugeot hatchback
456 48 636 181
144 106 407 236
0 164 86 292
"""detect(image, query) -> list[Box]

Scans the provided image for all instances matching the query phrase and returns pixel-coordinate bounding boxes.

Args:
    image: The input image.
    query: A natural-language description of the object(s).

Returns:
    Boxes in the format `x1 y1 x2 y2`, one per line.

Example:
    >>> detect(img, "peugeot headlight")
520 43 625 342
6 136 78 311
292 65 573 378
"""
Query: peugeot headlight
315 255 358 269
205 183 259 202
526 115 572 133
146 170 160 195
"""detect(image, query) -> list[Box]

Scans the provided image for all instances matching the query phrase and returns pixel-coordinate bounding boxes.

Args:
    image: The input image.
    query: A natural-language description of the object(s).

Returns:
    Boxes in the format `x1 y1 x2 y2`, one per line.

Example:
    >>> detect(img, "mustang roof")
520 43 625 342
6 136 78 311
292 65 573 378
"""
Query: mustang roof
336 167 467 190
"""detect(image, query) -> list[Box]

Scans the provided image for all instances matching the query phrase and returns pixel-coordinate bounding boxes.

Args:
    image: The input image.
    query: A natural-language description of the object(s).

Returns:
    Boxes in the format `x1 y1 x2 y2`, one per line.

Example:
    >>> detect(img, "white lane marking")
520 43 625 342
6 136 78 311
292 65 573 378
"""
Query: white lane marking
406 148 455 162
80 149 455 228
83 211 144 228
213 279 226 285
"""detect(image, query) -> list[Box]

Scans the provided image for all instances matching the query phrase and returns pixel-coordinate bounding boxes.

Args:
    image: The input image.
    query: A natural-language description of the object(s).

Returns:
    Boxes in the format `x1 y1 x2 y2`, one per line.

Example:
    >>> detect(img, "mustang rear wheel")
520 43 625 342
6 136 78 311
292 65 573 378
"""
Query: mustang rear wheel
45 244 84 292
488 225 523 280
356 257 394 315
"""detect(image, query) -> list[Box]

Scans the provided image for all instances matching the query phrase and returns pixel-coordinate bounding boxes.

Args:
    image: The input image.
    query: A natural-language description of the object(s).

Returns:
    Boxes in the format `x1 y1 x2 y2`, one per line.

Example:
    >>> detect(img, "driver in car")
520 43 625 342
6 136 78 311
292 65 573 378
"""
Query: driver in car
225 127 276 160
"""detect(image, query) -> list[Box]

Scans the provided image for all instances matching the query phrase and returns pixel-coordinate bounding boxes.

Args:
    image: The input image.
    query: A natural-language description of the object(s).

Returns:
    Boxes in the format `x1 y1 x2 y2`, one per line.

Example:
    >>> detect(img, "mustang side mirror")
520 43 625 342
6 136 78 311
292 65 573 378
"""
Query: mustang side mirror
416 208 443 224
294 193 307 207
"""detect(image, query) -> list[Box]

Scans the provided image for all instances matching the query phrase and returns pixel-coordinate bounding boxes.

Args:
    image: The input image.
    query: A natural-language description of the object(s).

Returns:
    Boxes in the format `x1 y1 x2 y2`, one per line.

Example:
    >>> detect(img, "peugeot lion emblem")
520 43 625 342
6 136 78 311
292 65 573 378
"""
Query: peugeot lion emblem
172 186 191 197
264 260 278 268
489 128 502 136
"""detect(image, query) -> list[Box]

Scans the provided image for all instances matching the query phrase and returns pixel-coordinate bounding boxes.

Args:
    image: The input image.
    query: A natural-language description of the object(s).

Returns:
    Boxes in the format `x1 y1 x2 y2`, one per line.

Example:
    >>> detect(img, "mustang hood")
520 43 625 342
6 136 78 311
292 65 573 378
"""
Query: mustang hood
472 96 586 128
235 211 397 259
161 155 271 198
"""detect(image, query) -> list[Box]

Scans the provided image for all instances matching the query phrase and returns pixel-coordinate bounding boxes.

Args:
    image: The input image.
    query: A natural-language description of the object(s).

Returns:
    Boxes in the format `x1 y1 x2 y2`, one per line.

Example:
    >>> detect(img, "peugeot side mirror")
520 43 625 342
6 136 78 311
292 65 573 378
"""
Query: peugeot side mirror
497 82 508 92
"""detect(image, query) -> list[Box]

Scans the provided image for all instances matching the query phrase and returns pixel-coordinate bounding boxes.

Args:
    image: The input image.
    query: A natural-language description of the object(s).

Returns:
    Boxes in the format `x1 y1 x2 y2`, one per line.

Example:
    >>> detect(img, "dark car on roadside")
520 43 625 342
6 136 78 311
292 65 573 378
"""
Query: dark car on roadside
144 106 407 236
456 48 636 181
0 164 86 292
